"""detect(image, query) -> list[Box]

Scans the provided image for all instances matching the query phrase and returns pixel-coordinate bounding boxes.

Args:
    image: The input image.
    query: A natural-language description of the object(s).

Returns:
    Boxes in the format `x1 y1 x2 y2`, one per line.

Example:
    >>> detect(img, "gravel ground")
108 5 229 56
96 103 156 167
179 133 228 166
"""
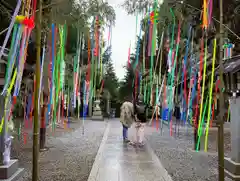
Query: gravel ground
145 122 231 181
11 119 107 181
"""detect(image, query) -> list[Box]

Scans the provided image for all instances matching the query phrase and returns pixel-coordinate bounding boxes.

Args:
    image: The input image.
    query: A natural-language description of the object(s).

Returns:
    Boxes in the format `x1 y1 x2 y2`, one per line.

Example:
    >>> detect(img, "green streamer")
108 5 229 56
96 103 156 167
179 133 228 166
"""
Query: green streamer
144 81 147 103
158 31 164 83
18 121 21 141
196 95 209 151
227 105 230 122
4 24 18 84
150 1 158 105
90 49 95 100
53 51 61 130
156 75 159 107
170 9 175 49
142 14 147 103
166 8 175 110
53 25 65 130
60 25 66 88
148 83 151 104
198 38 208 136
168 22 181 113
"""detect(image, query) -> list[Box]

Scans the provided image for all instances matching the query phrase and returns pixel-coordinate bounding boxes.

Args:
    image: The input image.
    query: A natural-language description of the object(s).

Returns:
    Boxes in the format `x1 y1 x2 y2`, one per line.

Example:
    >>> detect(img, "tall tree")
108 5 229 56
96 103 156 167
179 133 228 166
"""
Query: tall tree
103 59 119 99
118 64 135 102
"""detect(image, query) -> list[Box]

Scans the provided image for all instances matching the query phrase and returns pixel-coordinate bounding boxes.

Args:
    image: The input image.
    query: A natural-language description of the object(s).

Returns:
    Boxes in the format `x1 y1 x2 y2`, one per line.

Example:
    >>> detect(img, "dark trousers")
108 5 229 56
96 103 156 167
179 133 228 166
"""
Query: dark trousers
122 124 128 140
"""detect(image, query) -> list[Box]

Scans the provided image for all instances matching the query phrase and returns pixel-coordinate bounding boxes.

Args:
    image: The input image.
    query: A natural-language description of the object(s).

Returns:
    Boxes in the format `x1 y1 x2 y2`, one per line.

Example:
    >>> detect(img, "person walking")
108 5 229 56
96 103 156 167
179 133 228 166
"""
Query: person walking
120 100 135 143
131 94 148 147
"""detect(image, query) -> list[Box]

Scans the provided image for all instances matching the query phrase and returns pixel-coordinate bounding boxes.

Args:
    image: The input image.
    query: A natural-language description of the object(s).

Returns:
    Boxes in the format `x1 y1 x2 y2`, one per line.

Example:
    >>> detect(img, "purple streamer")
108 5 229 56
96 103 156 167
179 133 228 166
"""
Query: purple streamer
38 37 46 107
1 25 23 95
0 0 22 61
208 0 213 25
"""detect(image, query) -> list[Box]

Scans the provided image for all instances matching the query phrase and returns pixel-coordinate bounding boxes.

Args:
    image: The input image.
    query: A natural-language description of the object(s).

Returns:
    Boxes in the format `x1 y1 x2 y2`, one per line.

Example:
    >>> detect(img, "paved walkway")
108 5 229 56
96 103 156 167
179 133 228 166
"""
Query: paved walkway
88 120 173 181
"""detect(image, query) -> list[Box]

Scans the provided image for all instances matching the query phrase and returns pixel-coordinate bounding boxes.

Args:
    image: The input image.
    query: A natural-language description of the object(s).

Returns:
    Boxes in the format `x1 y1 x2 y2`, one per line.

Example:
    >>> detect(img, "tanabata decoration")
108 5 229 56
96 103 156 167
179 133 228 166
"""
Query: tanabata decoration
126 0 225 153
223 41 234 60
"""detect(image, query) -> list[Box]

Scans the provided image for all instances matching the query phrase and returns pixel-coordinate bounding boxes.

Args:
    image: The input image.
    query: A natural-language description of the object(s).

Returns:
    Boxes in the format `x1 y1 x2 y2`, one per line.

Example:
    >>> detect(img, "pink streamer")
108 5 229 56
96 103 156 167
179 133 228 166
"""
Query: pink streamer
148 24 153 56
208 0 213 26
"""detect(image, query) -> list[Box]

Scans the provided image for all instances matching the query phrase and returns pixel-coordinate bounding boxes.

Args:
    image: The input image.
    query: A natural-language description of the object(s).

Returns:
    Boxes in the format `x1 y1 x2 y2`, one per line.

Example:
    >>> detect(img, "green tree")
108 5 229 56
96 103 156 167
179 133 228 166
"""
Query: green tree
118 63 135 102
103 58 119 100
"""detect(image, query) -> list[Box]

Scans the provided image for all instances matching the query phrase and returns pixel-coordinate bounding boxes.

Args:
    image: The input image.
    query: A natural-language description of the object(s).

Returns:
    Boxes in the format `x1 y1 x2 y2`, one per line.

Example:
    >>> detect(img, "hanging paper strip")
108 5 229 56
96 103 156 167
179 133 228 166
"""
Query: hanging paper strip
204 38 216 152
2 24 23 95
127 42 131 68
38 36 46 108
0 0 22 61
47 23 55 126
168 21 181 123
0 69 17 133
198 38 208 136
203 0 208 29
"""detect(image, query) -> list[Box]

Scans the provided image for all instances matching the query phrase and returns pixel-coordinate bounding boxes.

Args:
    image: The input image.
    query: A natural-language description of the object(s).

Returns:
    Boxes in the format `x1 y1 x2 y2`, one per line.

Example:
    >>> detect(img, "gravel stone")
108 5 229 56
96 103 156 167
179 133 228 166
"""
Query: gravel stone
12 120 107 181
145 123 232 181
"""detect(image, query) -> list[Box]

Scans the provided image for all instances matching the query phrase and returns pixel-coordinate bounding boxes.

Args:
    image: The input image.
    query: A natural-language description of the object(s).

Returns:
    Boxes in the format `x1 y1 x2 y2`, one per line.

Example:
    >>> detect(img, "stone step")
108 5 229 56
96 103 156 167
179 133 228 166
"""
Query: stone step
0 159 24 180
92 116 104 121
0 168 24 181
225 157 240 177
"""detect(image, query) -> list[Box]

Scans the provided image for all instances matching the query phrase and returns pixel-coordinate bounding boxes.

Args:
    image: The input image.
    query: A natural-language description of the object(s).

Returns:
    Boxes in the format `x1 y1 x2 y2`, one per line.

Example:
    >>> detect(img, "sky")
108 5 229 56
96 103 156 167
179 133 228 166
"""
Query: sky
104 0 141 81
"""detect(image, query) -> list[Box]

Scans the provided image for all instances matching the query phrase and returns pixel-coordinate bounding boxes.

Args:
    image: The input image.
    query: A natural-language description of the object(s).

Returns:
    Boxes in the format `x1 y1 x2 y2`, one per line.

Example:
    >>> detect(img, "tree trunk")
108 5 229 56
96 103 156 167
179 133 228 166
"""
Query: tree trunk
32 0 42 180
217 0 225 179
39 0 52 152
40 93 47 151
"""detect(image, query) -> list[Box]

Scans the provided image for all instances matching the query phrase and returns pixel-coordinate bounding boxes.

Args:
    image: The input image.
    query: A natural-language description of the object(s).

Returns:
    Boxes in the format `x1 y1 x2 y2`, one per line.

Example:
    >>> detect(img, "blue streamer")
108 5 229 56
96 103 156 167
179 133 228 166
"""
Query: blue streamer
82 80 87 134
26 94 32 123
13 26 28 97
0 0 22 61
180 26 192 124
188 71 198 124
38 39 46 108
46 23 55 126
1 25 23 95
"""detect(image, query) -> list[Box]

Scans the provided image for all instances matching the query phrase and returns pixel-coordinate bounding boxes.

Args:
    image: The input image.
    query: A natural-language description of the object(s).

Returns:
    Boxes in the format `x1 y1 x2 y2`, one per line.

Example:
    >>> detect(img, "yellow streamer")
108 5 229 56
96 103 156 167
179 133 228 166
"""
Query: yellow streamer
198 38 208 136
204 38 216 152
0 69 17 133
15 15 26 24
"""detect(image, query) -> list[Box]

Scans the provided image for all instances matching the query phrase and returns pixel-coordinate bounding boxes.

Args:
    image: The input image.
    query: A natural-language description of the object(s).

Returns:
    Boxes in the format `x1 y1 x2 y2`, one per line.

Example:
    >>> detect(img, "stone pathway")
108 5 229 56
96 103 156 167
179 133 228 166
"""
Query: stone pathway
88 120 173 181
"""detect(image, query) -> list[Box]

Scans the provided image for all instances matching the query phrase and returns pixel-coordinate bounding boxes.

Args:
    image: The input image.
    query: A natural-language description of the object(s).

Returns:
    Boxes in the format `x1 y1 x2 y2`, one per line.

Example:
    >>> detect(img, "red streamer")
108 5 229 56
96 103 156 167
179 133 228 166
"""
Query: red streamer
210 79 220 127
86 34 91 82
127 43 131 68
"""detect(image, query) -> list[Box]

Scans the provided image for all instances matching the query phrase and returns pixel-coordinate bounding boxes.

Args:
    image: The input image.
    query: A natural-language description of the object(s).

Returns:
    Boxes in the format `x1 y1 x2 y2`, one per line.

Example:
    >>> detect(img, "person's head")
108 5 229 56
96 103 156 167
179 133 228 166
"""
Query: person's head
124 95 132 102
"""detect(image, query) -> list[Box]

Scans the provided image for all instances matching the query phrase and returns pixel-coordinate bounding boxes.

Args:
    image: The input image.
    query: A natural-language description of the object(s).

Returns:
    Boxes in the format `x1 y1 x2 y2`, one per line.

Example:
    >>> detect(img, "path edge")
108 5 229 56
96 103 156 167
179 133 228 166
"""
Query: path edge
146 142 173 181
87 122 110 181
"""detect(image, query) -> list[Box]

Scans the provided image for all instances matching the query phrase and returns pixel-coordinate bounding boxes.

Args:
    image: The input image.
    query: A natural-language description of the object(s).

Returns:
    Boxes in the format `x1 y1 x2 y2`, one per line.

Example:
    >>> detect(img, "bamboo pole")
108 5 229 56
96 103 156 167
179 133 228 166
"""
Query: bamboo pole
32 0 42 180
217 0 225 180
